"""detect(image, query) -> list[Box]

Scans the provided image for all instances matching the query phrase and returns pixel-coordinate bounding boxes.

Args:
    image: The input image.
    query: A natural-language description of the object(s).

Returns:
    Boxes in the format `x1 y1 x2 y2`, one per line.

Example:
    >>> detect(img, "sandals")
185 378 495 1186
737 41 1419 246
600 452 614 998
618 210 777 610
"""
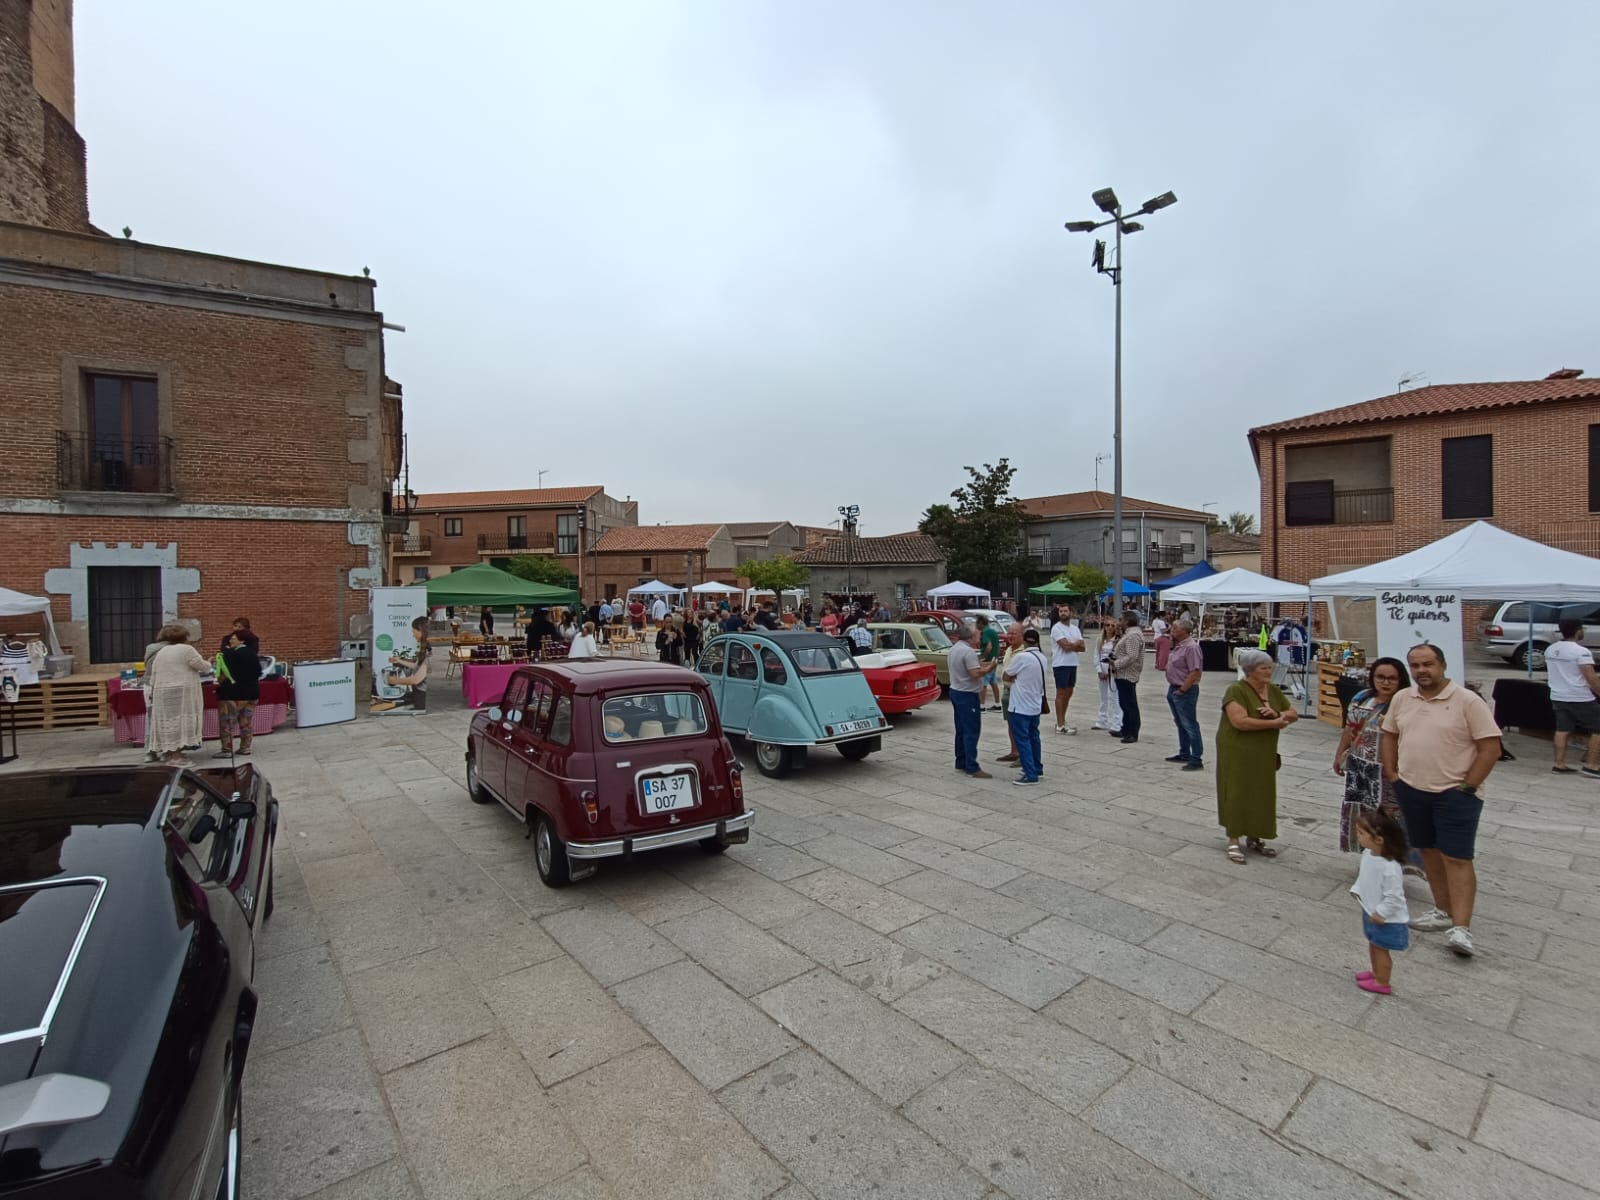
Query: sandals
1553 765 1575 774
1226 843 1246 864
1247 838 1278 858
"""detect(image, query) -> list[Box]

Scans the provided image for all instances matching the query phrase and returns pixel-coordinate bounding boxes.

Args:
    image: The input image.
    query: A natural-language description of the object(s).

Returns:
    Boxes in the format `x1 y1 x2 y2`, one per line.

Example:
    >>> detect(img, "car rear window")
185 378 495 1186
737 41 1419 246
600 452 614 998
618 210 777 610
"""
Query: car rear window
602 693 709 742
0 878 103 1037
789 644 861 674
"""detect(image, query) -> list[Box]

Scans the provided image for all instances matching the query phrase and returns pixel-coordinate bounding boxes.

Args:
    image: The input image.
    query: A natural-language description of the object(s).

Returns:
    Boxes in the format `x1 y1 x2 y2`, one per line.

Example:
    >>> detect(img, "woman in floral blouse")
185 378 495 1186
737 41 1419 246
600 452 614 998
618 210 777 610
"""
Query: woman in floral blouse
1332 657 1410 852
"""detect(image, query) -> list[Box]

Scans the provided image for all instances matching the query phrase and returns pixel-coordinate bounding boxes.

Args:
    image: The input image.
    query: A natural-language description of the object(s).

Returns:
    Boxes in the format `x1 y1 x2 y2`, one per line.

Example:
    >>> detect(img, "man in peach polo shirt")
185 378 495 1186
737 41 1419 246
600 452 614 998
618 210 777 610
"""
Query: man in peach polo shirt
1380 642 1502 958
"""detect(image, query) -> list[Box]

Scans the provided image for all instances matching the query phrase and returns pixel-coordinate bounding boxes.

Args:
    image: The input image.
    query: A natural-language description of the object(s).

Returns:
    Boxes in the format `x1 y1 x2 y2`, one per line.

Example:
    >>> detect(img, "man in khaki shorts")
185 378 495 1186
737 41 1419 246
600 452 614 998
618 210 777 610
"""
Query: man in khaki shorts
1380 643 1502 958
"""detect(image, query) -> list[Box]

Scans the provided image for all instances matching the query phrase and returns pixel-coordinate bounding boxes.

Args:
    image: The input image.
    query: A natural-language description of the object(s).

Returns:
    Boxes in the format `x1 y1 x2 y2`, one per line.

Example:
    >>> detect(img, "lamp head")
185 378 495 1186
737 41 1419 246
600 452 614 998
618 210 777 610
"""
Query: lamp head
1140 191 1177 214
1063 220 1099 233
1092 188 1120 214
1119 220 1144 234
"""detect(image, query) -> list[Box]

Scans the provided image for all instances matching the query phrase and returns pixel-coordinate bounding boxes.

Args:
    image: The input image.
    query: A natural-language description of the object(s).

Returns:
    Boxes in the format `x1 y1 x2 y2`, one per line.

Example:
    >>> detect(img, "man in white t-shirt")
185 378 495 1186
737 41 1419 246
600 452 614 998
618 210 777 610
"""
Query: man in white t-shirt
1546 619 1600 777
650 597 669 623
1050 607 1086 735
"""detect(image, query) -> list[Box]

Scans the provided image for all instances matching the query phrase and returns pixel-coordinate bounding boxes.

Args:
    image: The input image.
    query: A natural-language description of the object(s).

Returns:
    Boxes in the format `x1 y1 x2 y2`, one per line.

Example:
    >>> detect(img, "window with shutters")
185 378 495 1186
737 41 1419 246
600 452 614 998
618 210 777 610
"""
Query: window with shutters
1440 435 1493 519
1589 425 1600 512
1283 480 1335 526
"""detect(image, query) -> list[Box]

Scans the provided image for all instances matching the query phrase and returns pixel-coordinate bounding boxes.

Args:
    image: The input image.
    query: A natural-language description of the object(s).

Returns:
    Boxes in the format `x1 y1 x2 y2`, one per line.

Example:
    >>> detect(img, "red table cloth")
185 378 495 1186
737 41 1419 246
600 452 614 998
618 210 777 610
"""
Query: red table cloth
462 662 521 709
108 677 290 746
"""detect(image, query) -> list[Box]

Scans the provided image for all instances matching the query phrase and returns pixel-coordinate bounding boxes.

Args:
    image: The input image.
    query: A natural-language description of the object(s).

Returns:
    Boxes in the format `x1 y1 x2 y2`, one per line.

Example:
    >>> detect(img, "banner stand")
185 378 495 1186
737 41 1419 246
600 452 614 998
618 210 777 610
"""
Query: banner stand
370 587 430 716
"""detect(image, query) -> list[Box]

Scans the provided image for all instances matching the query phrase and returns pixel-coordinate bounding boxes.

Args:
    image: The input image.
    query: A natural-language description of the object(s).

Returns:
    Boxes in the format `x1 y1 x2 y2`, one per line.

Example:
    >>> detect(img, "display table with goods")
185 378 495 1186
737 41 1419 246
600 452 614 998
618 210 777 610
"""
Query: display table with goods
107 676 291 745
1491 678 1556 732
463 661 522 708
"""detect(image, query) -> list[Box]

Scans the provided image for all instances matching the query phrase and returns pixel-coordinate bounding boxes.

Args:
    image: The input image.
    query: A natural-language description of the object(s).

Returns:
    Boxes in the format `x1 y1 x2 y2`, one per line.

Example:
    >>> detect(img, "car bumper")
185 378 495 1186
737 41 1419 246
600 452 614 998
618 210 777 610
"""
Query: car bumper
567 810 754 860
875 688 941 714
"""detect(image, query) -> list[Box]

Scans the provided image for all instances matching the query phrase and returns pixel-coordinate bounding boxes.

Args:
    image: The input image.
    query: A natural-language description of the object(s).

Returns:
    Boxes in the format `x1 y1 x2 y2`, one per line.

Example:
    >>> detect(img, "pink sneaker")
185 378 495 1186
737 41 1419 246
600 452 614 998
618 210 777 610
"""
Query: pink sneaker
1356 970 1374 982
1357 977 1391 995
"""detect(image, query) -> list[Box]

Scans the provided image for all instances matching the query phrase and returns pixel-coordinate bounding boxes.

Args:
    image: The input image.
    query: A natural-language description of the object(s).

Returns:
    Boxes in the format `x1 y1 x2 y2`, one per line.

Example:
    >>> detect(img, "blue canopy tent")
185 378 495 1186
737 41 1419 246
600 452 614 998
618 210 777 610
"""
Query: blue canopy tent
1150 561 1217 593
1101 578 1151 598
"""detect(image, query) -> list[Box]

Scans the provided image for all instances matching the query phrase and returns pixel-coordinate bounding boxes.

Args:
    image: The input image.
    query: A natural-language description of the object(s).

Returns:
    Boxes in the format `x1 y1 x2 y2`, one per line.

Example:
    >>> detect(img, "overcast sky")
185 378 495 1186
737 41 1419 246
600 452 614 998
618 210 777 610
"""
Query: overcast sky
77 2 1598 535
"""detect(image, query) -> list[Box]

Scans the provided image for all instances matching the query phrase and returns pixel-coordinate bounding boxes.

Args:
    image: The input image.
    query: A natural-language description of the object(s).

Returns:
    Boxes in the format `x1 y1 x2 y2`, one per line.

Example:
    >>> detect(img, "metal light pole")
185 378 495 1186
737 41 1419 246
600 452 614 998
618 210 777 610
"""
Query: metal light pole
838 504 860 597
1064 188 1177 619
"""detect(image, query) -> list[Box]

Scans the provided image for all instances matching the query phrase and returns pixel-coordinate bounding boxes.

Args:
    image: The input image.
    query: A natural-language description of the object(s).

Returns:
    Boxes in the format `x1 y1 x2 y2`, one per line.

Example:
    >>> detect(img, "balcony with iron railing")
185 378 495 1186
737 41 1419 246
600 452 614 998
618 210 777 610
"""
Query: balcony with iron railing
1283 484 1395 527
1030 547 1072 569
477 534 557 555
391 533 432 555
57 432 176 496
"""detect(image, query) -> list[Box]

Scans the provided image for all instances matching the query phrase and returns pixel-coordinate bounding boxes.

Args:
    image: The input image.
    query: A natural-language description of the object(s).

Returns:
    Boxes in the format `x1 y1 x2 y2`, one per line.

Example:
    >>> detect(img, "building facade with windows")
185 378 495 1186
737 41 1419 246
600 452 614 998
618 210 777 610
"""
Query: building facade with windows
1015 490 1210 587
587 525 739 601
0 4 402 666
396 487 637 593
1249 374 1600 590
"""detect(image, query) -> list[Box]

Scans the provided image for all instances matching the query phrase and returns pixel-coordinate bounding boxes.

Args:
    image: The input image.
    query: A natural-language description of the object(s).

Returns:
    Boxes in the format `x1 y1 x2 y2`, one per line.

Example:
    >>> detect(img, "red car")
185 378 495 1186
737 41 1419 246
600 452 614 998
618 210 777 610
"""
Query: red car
465 660 752 887
853 649 941 714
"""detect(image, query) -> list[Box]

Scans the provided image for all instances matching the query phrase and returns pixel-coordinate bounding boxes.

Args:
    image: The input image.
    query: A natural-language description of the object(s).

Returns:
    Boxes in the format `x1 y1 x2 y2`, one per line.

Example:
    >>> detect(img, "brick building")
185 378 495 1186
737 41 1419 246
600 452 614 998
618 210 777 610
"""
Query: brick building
791 533 946 605
395 486 637 594
1250 373 1600 637
0 1 402 667
588 525 739 601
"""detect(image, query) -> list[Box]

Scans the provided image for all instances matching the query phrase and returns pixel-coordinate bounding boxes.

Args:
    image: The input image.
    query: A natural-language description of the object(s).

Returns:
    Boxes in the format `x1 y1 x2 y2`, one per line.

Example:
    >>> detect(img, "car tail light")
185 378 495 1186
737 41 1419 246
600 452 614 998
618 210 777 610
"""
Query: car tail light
729 765 744 804
580 789 599 825
1486 624 1503 637
893 677 911 694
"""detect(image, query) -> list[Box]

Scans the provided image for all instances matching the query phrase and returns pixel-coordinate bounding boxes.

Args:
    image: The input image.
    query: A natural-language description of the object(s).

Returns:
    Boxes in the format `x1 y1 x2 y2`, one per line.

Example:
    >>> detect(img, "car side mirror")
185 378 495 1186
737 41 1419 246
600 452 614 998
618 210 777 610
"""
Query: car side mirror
226 798 256 821
488 707 503 722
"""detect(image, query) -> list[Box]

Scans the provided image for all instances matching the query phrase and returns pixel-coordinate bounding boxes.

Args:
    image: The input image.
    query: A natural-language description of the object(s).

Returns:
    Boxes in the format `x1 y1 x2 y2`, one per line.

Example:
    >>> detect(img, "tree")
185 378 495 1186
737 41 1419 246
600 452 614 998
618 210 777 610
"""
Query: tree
1207 511 1257 536
506 554 576 589
917 459 1036 589
742 555 809 595
1058 562 1110 599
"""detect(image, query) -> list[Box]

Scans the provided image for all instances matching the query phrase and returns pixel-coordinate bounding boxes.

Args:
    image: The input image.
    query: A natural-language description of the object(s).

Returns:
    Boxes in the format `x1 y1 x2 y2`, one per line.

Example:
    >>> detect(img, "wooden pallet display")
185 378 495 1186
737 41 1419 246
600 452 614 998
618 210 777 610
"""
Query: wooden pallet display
1316 661 1344 727
9 677 110 731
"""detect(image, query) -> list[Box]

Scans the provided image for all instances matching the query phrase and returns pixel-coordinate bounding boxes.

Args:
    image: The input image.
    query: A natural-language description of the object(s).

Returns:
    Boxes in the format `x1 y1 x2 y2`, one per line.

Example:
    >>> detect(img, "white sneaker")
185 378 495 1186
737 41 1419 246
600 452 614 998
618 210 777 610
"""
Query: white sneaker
1409 907 1453 932
1063 726 1078 735
1091 722 1107 731
1055 725 1067 734
1446 926 1475 957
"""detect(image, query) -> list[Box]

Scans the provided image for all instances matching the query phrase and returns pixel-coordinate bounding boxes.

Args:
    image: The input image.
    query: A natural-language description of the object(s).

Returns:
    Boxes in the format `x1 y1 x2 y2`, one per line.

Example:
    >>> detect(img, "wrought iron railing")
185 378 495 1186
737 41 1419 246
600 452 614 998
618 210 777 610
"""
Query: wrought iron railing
57 432 175 494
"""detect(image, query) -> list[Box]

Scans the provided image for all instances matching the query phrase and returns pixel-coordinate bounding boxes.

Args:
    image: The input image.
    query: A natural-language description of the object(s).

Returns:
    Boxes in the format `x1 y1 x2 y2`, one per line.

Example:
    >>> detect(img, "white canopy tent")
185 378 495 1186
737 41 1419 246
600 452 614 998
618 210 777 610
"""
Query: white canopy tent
0 587 63 656
1310 520 1600 601
927 580 991 602
1160 567 1309 605
690 582 742 595
627 579 685 598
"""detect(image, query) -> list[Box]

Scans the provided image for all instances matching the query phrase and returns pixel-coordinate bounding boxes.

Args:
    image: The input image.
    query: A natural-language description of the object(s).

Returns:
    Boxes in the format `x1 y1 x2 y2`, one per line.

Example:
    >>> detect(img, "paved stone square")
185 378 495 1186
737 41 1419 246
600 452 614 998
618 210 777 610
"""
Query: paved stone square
6 660 1600 1199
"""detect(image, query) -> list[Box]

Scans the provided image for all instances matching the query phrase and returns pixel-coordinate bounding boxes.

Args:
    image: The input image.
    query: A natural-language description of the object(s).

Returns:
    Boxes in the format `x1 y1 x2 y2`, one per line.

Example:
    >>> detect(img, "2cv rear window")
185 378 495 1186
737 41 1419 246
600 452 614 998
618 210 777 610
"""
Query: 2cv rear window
602 693 710 743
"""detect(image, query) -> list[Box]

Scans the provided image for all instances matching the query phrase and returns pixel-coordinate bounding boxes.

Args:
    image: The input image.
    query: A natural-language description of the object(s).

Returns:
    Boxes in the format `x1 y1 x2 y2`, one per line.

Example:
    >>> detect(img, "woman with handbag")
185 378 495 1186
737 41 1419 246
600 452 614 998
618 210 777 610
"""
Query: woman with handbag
1332 657 1415 856
145 624 208 765
1215 648 1298 863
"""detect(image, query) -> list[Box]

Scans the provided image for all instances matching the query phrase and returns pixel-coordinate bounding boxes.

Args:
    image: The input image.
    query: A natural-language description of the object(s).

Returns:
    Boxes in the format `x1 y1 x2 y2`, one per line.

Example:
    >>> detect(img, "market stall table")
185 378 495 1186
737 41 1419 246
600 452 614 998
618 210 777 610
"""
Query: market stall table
1492 678 1556 732
462 661 521 708
107 677 290 745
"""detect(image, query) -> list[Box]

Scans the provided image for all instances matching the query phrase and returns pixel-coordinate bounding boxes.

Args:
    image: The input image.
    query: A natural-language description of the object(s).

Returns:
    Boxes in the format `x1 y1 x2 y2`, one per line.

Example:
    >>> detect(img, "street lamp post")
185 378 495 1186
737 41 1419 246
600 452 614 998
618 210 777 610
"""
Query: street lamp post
838 504 860 597
1064 187 1177 619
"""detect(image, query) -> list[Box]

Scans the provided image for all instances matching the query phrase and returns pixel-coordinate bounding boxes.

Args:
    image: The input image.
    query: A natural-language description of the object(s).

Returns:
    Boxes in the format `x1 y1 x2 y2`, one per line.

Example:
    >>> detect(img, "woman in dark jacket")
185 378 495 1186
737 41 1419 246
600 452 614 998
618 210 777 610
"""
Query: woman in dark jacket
682 615 702 664
215 631 262 757
656 622 683 665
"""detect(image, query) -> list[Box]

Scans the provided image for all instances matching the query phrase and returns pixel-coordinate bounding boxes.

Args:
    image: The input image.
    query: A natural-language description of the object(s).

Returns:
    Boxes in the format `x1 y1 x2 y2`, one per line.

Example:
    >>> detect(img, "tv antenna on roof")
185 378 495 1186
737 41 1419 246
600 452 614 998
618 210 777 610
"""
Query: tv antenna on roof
1095 452 1110 491
1397 370 1428 392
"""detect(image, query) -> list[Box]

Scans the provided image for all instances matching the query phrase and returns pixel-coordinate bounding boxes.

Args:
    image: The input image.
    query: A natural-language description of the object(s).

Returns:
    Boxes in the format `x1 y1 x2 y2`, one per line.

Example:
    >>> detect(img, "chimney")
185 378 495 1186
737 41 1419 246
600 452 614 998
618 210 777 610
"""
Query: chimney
1545 368 1584 380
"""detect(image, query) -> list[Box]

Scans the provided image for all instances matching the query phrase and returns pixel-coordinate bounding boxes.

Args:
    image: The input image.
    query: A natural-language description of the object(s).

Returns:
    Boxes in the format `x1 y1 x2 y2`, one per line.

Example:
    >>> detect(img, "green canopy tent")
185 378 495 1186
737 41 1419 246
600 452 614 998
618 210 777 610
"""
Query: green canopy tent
407 562 578 608
1027 579 1087 599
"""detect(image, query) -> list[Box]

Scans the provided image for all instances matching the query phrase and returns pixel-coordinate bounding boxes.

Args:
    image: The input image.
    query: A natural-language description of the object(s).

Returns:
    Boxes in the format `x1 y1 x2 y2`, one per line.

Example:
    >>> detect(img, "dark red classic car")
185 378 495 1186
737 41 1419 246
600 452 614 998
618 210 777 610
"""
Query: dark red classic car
465 660 753 887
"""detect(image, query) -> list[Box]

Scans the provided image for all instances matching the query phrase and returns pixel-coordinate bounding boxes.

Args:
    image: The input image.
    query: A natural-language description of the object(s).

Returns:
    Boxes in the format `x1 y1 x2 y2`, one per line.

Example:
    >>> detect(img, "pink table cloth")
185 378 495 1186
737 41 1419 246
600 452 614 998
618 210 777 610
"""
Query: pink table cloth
462 662 521 709
107 678 289 746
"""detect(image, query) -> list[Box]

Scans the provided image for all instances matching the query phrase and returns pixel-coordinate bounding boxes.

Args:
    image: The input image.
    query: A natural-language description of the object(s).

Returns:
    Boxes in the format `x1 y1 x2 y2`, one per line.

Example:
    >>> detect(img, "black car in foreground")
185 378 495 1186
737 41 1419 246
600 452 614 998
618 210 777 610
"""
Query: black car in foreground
0 765 278 1198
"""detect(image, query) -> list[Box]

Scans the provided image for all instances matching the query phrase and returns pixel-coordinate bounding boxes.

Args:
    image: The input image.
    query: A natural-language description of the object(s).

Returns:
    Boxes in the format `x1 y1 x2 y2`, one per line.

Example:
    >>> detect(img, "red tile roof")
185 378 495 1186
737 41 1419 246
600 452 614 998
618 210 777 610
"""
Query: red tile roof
1207 531 1261 554
413 486 602 510
1248 378 1600 439
1016 490 1210 521
592 524 728 553
793 533 945 565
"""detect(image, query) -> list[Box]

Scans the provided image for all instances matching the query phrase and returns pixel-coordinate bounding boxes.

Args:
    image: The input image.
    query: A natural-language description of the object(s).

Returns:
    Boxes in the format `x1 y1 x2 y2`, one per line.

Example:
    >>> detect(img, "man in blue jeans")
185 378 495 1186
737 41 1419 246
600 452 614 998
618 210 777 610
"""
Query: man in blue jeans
1002 628 1049 784
947 625 991 779
1164 618 1205 770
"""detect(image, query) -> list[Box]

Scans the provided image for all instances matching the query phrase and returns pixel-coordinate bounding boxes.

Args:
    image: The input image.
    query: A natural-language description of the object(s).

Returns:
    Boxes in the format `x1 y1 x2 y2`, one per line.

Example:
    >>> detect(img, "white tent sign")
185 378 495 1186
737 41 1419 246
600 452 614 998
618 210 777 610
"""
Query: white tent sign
1374 590 1462 673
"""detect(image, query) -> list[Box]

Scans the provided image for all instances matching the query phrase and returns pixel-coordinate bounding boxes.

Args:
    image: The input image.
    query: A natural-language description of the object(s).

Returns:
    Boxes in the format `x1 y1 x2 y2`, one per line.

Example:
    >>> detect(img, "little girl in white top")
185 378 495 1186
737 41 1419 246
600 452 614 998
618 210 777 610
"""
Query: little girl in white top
1349 808 1411 994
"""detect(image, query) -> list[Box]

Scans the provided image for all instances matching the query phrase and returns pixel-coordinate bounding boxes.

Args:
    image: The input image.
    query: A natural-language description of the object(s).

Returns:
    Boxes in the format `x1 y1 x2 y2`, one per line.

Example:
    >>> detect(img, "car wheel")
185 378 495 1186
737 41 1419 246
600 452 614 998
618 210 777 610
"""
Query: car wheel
1511 642 1547 671
215 1087 242 1200
466 752 494 804
837 741 873 762
753 741 792 778
532 811 573 888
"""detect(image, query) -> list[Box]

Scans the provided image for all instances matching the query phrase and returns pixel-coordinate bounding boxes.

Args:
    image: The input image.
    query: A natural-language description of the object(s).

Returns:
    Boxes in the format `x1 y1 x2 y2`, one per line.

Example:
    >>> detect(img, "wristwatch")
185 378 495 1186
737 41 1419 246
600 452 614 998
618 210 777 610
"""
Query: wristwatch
1459 784 1479 795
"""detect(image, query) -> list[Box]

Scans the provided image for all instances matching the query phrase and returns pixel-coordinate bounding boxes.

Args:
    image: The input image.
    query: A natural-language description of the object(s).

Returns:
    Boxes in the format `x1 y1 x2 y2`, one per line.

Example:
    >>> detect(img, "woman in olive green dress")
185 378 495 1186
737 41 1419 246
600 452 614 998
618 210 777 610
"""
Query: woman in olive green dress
1215 648 1299 863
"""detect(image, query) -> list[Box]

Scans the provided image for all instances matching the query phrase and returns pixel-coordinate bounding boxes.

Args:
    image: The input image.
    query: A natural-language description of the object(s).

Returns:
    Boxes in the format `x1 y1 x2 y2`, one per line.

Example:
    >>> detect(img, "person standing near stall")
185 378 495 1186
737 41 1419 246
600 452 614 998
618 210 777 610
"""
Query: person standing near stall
215 630 262 757
1109 617 1145 743
145 624 208 765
